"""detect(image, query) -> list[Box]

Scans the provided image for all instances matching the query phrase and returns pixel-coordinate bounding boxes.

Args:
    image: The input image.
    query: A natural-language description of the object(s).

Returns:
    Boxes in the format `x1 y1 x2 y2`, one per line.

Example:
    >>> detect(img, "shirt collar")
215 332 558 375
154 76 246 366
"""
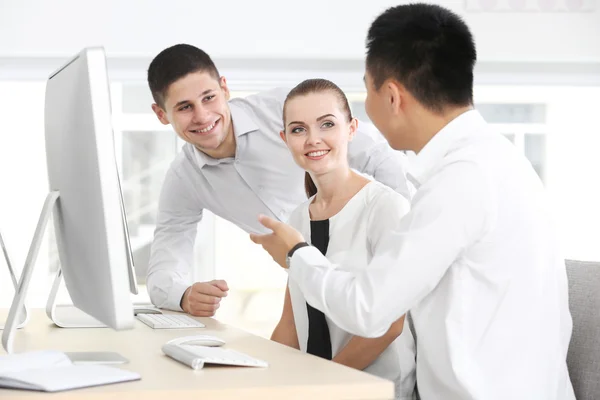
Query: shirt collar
230 101 260 138
192 101 260 168
407 109 486 188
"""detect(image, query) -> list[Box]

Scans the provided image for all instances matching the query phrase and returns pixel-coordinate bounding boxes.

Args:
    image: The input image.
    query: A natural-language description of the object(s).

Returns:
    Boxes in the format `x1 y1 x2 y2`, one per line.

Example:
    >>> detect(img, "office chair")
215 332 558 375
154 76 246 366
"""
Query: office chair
565 259 600 400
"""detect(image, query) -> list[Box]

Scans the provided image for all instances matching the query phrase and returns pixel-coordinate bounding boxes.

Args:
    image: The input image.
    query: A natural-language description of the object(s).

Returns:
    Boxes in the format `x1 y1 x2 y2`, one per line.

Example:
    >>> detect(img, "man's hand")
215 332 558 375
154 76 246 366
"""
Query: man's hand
180 280 229 317
249 215 305 269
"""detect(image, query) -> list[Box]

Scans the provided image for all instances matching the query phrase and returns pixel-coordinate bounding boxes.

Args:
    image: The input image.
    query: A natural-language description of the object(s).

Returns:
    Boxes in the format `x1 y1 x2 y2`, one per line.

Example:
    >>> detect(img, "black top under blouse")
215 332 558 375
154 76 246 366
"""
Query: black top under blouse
306 219 332 360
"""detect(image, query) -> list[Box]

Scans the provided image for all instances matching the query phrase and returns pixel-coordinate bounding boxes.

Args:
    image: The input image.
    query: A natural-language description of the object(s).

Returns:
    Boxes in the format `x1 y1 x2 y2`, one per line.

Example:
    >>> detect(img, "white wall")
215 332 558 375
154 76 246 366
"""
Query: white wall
0 0 598 63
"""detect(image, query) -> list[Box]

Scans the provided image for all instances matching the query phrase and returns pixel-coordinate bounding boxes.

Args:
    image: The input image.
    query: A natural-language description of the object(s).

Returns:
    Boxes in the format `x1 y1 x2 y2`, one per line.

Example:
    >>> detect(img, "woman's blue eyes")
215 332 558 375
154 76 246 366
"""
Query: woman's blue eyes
290 121 334 134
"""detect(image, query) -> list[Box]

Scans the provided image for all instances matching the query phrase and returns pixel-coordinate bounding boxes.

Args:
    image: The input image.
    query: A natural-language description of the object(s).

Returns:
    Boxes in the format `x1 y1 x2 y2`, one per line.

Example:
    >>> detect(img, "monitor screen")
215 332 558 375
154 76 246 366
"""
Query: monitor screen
43 47 135 330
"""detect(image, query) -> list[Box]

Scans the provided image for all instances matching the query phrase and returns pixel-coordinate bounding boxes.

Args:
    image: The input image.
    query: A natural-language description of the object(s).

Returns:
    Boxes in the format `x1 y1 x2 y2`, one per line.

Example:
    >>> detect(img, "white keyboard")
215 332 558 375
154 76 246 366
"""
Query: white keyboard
162 343 268 369
136 314 205 329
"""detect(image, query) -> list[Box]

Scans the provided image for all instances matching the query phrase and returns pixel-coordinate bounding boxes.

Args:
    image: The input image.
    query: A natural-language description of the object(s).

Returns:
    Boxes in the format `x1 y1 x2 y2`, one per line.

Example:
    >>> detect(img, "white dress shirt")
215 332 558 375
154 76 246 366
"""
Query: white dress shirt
146 87 412 311
287 181 416 399
288 110 575 400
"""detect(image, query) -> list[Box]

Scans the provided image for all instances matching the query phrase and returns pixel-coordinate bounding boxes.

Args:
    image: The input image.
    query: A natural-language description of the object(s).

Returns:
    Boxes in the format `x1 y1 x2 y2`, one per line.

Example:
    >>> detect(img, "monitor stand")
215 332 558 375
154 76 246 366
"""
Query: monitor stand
45 175 139 328
46 268 107 328
1 191 127 364
46 269 156 327
0 228 29 330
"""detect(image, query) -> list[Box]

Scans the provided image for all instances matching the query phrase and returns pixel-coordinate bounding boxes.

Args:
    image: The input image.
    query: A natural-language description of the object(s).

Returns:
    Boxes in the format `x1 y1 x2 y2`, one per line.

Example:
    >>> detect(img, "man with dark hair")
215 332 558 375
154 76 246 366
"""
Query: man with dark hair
145 44 412 318
251 4 575 399
148 44 220 108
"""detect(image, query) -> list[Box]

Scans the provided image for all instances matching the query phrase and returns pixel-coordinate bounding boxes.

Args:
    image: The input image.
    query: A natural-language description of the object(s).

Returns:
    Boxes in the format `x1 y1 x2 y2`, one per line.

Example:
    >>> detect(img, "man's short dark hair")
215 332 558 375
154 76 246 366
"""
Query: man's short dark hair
366 3 476 113
147 44 220 108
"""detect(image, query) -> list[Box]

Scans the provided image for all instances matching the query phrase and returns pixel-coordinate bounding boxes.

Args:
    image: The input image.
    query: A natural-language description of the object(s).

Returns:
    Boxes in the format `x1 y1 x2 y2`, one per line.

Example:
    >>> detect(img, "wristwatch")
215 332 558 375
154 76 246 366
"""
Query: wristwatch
285 242 310 269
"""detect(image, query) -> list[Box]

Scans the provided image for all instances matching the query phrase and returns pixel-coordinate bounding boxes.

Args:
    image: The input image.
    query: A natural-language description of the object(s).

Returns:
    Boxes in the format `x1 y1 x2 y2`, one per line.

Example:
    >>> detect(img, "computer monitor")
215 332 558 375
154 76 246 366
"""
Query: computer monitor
2 47 136 355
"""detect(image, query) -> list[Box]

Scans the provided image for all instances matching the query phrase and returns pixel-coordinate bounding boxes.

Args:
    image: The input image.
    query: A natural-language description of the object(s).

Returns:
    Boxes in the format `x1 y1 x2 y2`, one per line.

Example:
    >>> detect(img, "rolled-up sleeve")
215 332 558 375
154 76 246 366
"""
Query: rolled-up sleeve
146 166 203 311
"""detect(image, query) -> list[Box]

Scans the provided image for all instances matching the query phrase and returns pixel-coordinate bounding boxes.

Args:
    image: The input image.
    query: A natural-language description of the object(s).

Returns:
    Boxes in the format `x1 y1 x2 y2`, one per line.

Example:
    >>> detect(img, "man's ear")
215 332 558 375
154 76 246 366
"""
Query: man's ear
219 76 231 101
151 104 170 125
279 130 287 143
348 118 358 141
386 79 404 116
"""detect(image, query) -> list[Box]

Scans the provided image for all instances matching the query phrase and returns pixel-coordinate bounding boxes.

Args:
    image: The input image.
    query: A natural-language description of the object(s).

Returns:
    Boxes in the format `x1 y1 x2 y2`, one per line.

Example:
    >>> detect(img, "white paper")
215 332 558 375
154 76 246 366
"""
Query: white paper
0 351 140 392
0 350 71 374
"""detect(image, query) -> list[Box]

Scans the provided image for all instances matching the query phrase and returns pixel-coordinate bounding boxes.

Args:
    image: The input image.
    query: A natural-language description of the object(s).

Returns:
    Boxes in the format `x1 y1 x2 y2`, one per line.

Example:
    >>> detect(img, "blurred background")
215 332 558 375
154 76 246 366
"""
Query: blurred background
0 0 599 338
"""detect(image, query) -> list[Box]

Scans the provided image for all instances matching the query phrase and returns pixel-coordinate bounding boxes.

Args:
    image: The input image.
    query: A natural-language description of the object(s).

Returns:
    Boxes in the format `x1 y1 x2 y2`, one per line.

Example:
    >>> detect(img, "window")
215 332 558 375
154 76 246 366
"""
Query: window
0 81 51 309
475 85 600 261
111 84 179 286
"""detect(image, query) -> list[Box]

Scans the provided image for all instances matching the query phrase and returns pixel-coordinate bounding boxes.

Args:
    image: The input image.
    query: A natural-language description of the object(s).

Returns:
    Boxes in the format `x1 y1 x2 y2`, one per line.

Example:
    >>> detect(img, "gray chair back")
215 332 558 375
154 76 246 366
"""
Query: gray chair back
566 259 600 400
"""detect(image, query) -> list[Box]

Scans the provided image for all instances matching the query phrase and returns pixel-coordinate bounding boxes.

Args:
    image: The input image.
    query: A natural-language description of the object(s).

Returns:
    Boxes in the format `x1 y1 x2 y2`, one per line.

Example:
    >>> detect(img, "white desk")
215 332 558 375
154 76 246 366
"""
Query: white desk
0 309 394 399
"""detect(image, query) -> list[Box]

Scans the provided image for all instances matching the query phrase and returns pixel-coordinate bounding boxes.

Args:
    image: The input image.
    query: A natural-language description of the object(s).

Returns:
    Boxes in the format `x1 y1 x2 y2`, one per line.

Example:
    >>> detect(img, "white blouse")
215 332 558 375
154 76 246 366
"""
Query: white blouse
287 181 416 400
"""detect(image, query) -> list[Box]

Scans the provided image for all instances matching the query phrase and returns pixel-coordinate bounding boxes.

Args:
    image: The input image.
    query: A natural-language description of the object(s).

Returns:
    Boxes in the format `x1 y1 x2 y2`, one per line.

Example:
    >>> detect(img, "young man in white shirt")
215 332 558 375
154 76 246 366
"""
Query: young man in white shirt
145 44 412 317
251 3 575 399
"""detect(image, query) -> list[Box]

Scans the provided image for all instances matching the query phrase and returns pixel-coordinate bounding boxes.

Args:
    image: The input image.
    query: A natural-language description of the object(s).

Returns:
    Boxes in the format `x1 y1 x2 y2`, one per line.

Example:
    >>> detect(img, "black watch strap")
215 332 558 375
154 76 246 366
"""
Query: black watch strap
288 242 310 258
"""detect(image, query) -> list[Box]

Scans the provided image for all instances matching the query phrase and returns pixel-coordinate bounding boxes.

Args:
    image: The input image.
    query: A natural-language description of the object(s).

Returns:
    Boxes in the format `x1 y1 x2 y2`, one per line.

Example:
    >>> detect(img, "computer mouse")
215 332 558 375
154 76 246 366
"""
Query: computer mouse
179 335 226 347
133 305 162 315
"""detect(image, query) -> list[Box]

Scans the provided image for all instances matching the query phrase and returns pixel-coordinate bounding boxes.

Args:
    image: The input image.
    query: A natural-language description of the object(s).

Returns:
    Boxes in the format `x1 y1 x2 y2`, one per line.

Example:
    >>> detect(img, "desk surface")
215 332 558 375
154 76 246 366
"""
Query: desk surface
1 309 393 399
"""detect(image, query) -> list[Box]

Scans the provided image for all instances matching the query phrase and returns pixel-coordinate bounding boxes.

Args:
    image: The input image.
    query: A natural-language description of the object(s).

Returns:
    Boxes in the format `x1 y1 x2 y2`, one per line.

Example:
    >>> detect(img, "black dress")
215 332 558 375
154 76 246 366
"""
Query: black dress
305 219 332 360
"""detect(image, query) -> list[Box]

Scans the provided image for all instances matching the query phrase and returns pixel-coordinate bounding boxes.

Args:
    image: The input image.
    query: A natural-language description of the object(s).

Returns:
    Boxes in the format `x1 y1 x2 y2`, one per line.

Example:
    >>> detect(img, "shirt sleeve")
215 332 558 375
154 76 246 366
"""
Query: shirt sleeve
287 161 492 338
347 121 413 200
146 165 204 311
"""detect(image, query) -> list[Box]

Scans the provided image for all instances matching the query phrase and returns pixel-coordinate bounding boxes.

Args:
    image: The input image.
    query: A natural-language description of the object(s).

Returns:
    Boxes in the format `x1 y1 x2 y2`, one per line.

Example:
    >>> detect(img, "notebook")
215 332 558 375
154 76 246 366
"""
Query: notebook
0 350 140 392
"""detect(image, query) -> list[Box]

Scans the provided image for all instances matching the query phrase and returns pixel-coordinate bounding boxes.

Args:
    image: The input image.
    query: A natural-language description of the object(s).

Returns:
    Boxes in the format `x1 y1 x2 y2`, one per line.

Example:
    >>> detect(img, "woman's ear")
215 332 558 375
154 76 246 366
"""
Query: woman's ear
279 130 287 143
348 118 359 141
